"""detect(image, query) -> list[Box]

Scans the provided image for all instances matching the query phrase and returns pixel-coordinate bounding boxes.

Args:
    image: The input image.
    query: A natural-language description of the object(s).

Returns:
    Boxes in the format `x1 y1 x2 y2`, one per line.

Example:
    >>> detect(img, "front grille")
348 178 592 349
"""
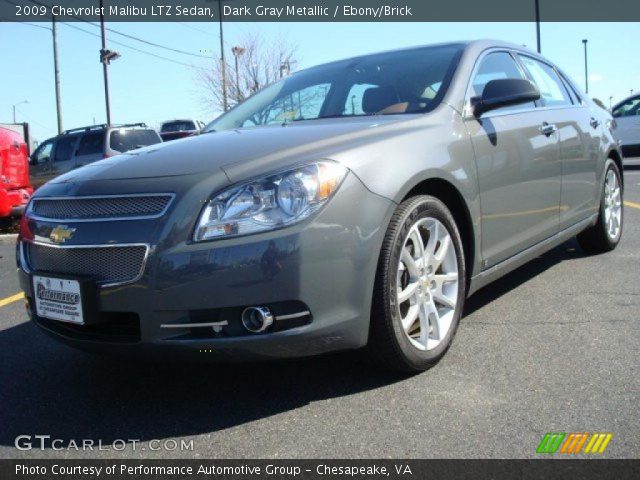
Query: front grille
25 243 147 286
31 195 172 220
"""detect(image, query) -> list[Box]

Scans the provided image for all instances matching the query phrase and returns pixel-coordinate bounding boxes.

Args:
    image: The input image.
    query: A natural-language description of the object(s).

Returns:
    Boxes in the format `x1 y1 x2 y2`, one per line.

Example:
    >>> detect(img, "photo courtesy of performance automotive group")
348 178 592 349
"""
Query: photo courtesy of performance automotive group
0 0 639 478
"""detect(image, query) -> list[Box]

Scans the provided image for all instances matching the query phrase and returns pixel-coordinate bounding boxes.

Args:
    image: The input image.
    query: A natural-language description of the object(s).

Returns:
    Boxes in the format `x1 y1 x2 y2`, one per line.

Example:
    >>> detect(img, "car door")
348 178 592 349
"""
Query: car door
74 131 105 167
29 138 55 188
464 50 562 268
50 134 79 179
612 95 640 156
517 54 599 229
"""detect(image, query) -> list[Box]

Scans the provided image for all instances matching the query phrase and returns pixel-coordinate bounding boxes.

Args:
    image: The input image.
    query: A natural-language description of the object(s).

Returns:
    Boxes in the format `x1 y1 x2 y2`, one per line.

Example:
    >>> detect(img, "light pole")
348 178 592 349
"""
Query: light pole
609 96 613 110
231 46 245 103
582 39 589 94
12 100 28 123
534 0 541 53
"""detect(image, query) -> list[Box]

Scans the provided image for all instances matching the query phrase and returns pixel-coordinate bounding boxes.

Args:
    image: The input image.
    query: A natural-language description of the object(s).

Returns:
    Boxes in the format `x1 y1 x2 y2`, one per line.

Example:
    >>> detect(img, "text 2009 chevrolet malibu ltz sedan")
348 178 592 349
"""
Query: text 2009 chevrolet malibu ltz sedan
17 40 623 372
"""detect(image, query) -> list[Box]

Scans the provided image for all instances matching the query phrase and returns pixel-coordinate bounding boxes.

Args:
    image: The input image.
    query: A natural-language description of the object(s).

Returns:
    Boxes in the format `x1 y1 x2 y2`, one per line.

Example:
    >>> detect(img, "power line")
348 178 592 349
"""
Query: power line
0 18 52 30
60 22 209 71
177 22 215 37
22 0 210 58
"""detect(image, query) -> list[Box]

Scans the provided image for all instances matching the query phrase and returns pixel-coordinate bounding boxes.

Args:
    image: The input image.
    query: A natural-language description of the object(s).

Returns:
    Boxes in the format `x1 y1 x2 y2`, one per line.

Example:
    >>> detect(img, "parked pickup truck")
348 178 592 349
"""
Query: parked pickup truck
0 127 32 222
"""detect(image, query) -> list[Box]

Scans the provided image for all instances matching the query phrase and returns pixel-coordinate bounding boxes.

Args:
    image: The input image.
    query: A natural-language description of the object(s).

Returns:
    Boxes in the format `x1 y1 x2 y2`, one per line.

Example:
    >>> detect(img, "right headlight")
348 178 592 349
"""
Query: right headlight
193 160 348 242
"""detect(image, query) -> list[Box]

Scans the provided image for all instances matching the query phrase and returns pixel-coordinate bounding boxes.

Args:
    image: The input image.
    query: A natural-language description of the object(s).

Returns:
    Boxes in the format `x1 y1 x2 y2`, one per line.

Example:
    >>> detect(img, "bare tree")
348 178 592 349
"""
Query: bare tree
199 32 297 116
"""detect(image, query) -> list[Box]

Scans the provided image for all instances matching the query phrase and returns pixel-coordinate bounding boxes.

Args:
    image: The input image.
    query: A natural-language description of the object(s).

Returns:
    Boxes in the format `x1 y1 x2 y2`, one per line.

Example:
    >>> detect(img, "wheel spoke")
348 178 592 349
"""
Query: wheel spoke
433 272 458 283
433 290 456 309
401 248 420 279
409 226 425 260
397 281 419 304
432 235 451 271
418 301 431 345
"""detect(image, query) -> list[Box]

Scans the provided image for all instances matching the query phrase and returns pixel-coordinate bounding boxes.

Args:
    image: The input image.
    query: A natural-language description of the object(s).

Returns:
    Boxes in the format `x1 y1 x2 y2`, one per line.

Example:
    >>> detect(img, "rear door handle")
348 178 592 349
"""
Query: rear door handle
590 117 600 129
539 122 558 136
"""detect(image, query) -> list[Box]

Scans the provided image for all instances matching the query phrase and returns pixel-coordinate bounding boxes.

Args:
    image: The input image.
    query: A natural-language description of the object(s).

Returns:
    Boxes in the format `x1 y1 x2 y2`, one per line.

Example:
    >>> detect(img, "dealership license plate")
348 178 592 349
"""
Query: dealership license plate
32 275 84 324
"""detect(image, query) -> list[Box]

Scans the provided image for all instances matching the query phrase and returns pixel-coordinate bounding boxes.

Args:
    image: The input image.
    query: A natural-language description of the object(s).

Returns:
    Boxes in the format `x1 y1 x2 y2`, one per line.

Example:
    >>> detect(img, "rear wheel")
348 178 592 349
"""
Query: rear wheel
577 160 623 253
368 196 466 373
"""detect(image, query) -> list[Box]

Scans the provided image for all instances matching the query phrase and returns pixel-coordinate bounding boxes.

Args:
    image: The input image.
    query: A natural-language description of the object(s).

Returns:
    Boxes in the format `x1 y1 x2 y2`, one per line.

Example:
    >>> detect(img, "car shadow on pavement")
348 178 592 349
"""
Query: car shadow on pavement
464 238 589 316
0 239 586 448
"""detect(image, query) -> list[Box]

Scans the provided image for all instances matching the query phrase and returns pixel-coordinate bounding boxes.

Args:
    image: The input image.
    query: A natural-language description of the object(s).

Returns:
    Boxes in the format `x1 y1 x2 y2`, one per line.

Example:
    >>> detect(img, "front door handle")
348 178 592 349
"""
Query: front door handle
590 117 600 129
539 122 558 137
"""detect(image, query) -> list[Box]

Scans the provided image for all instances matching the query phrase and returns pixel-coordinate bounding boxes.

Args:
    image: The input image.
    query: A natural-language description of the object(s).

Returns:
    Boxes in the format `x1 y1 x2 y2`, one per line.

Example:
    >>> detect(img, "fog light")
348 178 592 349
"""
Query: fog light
241 306 274 333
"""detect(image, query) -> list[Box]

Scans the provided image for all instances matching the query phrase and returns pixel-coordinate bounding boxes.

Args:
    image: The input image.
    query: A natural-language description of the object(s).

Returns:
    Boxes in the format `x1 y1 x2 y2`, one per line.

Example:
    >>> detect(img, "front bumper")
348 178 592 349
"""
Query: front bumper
18 173 395 360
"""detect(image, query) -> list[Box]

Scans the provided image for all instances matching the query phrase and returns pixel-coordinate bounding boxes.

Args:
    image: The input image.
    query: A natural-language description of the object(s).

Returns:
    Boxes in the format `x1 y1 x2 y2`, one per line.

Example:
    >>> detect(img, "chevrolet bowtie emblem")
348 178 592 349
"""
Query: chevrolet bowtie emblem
50 225 76 244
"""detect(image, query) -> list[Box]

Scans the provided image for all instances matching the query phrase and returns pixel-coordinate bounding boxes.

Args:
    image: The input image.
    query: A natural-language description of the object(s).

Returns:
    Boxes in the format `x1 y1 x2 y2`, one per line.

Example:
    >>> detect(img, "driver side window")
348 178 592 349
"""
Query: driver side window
472 52 535 114
32 140 53 165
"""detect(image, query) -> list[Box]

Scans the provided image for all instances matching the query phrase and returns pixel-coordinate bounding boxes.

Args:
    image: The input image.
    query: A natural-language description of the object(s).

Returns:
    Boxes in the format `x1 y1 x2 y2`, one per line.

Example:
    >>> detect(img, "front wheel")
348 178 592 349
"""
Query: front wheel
577 160 623 253
368 196 466 373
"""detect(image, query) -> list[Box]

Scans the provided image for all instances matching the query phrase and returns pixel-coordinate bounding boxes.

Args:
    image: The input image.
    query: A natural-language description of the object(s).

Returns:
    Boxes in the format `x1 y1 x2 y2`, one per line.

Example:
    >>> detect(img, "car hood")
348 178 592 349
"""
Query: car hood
48 115 419 185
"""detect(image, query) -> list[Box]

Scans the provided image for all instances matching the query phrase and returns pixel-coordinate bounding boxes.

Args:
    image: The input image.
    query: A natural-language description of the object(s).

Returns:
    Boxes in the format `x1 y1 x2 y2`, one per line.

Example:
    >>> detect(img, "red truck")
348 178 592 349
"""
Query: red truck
0 127 32 223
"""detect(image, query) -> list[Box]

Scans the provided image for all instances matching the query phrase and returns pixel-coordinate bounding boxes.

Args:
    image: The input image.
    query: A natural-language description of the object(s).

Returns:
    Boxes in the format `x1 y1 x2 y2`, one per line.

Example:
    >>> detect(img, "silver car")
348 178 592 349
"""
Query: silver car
17 40 623 372
611 93 640 159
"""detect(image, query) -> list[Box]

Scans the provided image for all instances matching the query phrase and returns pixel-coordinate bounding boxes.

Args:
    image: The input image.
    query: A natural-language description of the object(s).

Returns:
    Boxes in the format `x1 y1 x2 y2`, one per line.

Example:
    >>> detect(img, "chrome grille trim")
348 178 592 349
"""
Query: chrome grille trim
28 193 175 222
20 241 150 288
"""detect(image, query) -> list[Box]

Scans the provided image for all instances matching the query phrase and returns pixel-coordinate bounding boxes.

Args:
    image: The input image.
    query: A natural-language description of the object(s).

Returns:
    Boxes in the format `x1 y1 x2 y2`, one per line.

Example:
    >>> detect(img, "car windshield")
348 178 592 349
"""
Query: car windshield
161 121 196 132
109 129 161 152
203 44 463 133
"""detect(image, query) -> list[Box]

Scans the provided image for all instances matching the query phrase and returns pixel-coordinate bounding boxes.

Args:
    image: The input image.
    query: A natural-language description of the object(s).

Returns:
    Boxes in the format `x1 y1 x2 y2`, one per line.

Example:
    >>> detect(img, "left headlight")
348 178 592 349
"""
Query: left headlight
194 160 348 241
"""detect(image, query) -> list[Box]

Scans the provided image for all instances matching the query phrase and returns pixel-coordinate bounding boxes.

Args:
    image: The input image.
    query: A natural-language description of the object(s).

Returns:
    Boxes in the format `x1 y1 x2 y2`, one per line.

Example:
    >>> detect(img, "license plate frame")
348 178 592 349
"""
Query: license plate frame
31 273 99 325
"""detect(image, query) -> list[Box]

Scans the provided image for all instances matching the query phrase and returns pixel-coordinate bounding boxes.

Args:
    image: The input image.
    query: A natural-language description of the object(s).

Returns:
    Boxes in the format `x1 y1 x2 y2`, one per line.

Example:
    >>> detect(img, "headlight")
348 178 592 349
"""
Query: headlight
194 160 347 241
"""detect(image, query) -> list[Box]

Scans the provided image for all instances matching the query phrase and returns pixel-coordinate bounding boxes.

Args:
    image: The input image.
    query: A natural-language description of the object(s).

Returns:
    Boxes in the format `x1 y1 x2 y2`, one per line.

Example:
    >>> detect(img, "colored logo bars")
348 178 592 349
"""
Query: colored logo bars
537 433 613 454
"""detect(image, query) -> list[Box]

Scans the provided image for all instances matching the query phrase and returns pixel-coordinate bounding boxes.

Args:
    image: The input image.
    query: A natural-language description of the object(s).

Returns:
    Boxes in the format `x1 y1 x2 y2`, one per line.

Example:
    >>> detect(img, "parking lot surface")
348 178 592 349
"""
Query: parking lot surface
0 167 639 459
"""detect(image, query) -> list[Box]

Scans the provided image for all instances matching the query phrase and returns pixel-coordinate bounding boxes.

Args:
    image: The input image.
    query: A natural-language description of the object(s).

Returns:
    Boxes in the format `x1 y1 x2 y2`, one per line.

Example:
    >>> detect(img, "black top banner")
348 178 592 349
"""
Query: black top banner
1 0 640 22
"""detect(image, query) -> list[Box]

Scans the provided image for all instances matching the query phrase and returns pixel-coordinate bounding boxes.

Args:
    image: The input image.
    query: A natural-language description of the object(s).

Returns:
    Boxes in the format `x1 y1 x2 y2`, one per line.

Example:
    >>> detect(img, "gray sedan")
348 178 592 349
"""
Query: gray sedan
17 40 623 372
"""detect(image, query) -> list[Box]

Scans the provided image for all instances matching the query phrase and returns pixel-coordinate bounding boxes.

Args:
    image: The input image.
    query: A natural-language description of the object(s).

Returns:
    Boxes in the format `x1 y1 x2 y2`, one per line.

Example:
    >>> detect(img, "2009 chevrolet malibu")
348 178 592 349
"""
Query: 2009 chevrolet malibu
17 40 623 372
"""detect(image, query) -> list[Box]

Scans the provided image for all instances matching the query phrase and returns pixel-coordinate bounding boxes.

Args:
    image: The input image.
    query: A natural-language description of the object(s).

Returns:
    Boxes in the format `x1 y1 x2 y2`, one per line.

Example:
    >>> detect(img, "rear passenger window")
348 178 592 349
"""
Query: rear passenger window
471 52 535 113
53 136 77 162
518 55 572 107
77 132 104 156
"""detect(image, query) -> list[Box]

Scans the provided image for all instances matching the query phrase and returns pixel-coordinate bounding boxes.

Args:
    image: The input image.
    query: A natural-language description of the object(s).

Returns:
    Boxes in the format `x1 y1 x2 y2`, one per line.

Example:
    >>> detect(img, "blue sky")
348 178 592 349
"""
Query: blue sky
1 21 639 142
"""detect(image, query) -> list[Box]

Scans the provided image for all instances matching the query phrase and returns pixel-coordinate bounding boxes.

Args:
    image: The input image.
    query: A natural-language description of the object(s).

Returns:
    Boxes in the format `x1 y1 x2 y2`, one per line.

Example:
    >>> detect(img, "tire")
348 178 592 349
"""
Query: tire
368 195 466 373
577 160 623 253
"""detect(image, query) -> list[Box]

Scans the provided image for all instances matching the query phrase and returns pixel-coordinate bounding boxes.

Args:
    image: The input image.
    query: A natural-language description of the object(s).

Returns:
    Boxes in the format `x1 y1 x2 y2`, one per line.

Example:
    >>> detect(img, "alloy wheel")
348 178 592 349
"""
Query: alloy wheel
396 217 459 351
603 168 622 240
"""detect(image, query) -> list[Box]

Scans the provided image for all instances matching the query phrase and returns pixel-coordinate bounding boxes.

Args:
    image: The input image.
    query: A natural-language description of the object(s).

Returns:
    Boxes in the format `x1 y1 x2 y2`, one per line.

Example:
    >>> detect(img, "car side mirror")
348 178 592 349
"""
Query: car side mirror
472 78 540 117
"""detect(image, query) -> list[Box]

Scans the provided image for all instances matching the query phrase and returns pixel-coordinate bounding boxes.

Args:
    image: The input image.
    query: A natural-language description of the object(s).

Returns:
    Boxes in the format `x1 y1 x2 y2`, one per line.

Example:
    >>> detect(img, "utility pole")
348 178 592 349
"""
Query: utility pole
582 39 589 94
12 101 28 123
217 0 228 111
99 0 111 125
98 0 120 125
534 0 541 53
52 16 63 133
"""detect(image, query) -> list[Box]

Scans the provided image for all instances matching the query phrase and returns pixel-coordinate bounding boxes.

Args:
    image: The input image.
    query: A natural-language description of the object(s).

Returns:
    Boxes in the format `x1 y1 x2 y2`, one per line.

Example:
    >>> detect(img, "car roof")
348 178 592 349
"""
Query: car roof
294 39 535 75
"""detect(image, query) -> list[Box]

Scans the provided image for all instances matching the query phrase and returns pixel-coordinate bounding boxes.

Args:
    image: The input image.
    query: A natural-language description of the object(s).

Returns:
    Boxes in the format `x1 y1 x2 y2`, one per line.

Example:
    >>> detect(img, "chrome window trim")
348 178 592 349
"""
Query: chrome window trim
27 193 175 223
19 240 151 288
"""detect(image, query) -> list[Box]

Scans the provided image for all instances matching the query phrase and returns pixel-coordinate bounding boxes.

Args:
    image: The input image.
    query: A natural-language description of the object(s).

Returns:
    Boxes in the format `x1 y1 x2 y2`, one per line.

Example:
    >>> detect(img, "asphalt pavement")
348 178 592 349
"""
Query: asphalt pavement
0 166 639 459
